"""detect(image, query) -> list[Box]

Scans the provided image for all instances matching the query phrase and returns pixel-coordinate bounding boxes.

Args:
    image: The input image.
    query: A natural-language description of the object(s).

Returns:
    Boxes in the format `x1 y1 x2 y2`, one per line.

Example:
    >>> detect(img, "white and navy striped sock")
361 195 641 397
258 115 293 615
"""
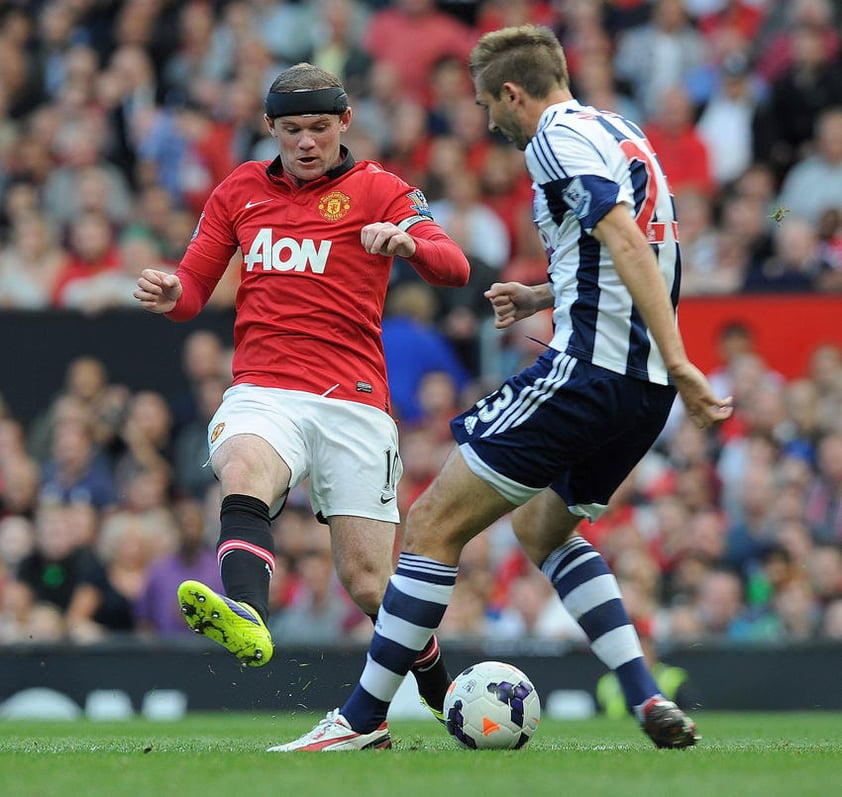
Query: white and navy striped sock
542 535 658 710
341 553 457 732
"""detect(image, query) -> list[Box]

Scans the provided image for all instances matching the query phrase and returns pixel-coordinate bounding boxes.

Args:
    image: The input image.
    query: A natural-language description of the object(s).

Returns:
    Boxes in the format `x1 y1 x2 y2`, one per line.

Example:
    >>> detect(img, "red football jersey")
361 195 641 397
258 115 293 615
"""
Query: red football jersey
170 150 469 413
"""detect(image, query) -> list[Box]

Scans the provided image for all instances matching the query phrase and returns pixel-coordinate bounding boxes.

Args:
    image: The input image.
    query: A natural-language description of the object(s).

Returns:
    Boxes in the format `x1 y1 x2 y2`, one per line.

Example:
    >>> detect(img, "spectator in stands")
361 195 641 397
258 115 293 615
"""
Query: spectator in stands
822 596 842 638
475 0 557 35
613 0 707 119
52 211 121 308
776 107 842 227
673 190 725 294
39 412 116 512
172 375 227 500
448 95 494 174
0 429 40 521
426 55 474 137
644 85 714 197
43 117 134 229
754 23 842 182
742 216 827 293
344 59 405 154
135 496 221 636
491 565 586 641
219 74 275 165
111 390 174 499
752 0 840 85
0 212 67 309
478 144 534 258
67 508 172 638
363 0 477 107
308 0 373 99
719 190 775 278
168 329 228 433
807 344 842 431
805 432 842 543
121 184 181 264
374 98 431 187
10 501 109 640
697 53 760 188
269 518 367 645
723 463 778 576
781 378 823 465
0 6 45 119
773 576 821 639
694 566 776 640
573 46 643 125
428 170 511 271
815 207 842 290
0 515 35 576
98 43 161 187
381 281 469 425
806 543 842 607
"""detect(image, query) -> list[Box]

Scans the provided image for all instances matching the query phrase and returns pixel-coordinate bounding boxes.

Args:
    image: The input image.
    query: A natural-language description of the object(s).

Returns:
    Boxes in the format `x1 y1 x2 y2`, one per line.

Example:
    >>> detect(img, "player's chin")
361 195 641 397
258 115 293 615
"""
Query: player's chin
294 160 325 178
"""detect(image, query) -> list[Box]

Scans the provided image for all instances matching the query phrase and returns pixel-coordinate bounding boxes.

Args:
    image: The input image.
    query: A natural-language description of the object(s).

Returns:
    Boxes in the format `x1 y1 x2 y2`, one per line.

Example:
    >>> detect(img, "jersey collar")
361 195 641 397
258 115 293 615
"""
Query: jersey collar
265 145 357 184
536 99 585 134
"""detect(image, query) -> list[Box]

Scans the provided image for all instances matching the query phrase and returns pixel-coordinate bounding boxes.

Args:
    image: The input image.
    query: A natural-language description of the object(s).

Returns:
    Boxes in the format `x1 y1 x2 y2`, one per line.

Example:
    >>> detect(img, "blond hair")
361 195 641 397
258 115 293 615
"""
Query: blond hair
469 25 568 100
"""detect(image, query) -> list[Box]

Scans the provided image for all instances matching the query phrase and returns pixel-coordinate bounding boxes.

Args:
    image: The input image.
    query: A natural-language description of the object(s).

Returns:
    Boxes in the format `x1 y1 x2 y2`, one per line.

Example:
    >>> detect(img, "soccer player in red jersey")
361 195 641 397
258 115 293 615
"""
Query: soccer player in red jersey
133 63 469 719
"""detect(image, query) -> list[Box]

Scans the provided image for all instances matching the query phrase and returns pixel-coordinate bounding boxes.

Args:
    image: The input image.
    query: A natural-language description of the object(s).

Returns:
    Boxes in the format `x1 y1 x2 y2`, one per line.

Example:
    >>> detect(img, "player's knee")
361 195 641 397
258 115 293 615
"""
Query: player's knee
340 565 388 614
512 512 578 566
404 495 465 557
404 496 441 548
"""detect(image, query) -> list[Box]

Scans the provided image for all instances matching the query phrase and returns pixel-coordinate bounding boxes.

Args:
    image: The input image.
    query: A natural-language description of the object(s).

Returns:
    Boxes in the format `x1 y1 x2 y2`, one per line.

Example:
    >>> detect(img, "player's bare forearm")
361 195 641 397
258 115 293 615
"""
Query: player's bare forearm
484 282 552 328
595 207 733 428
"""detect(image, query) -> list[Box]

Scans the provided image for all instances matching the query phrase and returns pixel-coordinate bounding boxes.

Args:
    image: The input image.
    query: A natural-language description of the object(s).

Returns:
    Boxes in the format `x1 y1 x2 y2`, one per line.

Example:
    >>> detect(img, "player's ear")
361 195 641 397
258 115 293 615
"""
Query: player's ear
338 107 352 133
501 81 521 105
264 114 276 137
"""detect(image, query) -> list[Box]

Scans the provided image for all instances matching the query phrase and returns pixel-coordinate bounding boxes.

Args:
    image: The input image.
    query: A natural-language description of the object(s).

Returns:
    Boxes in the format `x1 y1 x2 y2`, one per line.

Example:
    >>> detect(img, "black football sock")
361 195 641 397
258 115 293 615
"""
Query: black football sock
410 634 451 713
217 493 274 622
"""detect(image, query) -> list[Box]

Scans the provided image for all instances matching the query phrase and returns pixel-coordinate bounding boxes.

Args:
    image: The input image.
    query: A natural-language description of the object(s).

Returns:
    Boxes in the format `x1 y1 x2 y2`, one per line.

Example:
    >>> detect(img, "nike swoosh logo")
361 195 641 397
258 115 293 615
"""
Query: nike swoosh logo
379 495 395 504
244 199 273 209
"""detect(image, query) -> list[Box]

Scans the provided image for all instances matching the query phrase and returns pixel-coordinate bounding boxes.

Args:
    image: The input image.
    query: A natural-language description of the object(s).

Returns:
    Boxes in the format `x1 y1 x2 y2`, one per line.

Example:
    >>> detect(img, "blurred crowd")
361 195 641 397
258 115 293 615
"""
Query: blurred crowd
1 0 842 653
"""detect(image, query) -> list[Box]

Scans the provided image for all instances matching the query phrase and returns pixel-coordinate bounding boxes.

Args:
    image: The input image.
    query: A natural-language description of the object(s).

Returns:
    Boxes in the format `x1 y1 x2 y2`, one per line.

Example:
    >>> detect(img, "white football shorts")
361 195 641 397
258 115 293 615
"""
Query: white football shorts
206 384 403 522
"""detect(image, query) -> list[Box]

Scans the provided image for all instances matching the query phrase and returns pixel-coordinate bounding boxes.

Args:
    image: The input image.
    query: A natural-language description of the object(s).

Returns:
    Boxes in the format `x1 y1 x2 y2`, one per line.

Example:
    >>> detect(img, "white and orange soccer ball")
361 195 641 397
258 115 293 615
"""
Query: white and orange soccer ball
443 660 541 750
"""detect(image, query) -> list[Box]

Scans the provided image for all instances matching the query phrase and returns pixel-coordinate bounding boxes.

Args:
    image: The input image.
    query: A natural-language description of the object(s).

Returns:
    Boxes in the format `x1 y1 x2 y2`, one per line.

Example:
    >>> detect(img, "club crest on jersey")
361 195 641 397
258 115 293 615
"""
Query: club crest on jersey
210 422 225 443
191 212 205 241
562 176 591 219
406 189 433 219
318 190 351 221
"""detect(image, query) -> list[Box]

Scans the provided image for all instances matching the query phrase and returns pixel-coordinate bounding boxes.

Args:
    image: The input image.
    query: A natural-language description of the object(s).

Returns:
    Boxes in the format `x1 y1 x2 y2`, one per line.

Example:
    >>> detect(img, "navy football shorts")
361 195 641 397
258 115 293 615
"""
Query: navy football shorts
450 349 676 520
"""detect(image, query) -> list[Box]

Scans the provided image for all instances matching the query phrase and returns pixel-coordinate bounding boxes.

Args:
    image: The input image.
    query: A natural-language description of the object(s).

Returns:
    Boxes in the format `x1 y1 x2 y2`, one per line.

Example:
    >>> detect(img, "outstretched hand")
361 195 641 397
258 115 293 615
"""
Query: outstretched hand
133 269 183 314
670 361 734 429
484 281 548 329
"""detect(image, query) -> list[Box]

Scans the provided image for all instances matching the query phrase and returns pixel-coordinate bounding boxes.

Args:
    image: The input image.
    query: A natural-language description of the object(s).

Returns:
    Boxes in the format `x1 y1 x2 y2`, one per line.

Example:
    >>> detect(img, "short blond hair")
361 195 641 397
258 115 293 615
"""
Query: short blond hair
469 25 568 100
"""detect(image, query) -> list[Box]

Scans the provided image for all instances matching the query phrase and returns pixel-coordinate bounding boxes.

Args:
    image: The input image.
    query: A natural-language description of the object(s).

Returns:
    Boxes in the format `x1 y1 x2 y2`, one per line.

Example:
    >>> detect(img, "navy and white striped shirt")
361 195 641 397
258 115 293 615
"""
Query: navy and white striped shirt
526 99 680 385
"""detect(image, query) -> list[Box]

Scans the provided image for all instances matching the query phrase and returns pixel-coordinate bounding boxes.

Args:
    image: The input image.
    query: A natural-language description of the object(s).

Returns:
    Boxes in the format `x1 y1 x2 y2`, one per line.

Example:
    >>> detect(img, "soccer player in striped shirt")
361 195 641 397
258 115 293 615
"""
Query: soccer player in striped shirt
274 26 732 752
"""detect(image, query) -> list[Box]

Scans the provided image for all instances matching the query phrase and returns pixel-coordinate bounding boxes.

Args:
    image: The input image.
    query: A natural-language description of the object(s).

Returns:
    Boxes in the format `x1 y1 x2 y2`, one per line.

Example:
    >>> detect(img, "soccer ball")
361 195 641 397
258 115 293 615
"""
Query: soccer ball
443 660 541 750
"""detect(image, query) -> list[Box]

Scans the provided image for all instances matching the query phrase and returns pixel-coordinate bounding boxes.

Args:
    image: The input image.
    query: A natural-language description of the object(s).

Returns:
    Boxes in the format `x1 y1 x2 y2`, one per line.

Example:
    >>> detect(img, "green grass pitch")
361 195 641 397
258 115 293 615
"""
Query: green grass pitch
2 712 841 797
